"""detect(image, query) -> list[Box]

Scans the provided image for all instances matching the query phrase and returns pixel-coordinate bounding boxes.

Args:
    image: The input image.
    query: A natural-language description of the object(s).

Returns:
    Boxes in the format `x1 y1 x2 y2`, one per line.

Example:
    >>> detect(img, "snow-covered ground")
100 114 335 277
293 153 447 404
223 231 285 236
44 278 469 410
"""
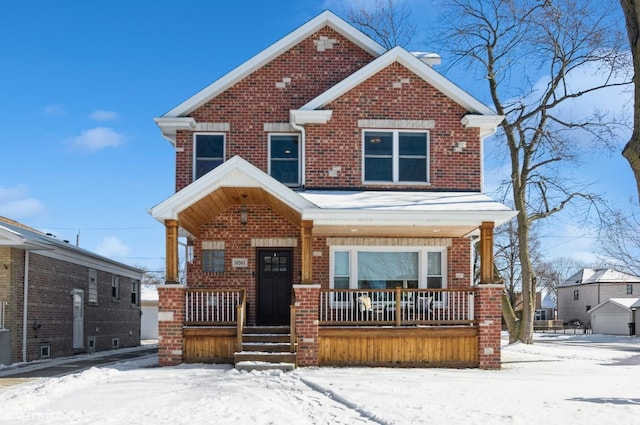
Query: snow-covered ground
1 332 639 425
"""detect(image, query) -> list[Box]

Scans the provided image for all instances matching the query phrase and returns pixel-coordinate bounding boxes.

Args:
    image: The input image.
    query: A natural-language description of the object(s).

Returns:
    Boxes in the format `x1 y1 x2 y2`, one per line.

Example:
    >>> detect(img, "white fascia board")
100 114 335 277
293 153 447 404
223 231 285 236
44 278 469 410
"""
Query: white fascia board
33 248 143 280
290 109 333 124
149 156 317 222
154 117 196 147
301 47 496 116
462 115 505 138
302 209 517 227
162 11 385 118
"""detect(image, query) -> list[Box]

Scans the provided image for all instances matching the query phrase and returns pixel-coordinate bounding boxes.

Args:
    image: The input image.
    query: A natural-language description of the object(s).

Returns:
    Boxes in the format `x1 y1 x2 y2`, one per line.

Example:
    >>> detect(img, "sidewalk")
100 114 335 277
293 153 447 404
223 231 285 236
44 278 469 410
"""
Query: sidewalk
0 340 157 384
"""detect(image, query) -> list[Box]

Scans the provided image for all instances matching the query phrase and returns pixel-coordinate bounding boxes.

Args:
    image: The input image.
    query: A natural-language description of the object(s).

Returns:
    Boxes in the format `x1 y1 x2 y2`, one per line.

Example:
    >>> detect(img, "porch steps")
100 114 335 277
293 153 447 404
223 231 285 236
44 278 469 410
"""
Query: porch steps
234 326 296 371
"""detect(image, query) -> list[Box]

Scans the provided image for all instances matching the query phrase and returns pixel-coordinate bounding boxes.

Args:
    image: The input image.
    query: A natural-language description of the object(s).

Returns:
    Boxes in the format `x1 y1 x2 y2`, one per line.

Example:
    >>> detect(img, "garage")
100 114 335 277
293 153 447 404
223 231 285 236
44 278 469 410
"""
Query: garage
589 298 639 335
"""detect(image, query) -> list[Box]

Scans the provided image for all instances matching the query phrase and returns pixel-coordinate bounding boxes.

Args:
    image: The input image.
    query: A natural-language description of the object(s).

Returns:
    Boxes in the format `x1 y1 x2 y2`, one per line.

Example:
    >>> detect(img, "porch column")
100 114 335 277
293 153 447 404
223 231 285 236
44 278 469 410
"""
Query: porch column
475 284 503 369
157 285 185 366
479 221 496 284
165 219 179 284
300 220 313 284
293 284 320 366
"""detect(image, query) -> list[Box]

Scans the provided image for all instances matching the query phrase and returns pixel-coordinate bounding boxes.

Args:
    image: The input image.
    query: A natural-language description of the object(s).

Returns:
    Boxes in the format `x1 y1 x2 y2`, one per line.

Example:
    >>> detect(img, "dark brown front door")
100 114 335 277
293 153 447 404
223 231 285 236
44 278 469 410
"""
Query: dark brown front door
257 249 293 325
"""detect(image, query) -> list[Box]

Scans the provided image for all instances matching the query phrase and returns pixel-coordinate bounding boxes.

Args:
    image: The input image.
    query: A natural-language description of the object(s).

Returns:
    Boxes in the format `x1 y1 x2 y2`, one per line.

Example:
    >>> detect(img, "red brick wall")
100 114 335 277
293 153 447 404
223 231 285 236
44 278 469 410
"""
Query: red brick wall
188 205 301 324
175 26 376 191
475 285 503 369
9 249 140 364
306 62 481 190
293 285 319 366
157 285 185 366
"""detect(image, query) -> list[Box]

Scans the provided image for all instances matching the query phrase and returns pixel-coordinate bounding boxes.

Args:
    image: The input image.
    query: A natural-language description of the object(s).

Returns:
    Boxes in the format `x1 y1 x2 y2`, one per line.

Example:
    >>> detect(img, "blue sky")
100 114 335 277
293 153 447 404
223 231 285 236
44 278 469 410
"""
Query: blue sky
0 0 636 276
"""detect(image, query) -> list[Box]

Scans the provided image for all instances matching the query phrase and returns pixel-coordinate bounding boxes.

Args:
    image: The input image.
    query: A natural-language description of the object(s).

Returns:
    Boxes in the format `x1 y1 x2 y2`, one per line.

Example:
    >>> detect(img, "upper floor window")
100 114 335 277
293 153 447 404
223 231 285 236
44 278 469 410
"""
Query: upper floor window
131 280 140 306
88 269 98 304
112 276 120 301
627 284 633 295
194 133 225 179
269 134 300 186
573 289 579 300
363 130 429 183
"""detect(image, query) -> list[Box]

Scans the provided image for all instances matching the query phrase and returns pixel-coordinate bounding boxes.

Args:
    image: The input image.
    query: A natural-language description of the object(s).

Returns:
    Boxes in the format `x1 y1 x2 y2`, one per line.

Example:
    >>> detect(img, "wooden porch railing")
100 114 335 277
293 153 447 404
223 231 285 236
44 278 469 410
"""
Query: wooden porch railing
319 288 476 326
185 289 245 326
0 300 6 329
236 291 246 351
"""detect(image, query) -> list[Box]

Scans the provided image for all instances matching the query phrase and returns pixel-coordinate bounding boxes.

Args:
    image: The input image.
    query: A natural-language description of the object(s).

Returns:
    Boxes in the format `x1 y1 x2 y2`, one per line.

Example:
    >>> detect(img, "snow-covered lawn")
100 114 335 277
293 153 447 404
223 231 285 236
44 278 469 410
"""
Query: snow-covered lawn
1 333 639 425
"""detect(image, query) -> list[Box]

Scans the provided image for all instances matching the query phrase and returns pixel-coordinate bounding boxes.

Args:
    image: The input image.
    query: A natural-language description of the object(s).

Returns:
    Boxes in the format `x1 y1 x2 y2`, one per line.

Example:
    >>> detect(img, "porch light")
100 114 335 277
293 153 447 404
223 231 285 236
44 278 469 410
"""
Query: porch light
240 205 249 225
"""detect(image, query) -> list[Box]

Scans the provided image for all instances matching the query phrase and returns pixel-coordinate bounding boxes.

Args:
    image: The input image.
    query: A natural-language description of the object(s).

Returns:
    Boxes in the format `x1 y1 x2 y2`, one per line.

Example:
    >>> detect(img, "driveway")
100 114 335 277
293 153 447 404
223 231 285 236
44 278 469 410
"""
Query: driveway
0 343 157 386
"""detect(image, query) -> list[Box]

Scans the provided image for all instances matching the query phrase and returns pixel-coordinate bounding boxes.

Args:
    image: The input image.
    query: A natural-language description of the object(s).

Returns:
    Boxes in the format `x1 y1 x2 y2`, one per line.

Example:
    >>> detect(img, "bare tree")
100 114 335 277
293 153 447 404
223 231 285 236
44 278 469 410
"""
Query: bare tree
620 0 640 199
535 256 587 309
598 208 640 275
344 0 417 49
438 0 630 343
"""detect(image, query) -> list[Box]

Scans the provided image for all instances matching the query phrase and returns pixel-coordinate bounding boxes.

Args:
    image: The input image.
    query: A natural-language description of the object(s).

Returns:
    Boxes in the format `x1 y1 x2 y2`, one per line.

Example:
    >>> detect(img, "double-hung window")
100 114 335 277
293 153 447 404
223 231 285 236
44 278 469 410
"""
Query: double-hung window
194 133 225 180
363 130 429 183
269 134 300 186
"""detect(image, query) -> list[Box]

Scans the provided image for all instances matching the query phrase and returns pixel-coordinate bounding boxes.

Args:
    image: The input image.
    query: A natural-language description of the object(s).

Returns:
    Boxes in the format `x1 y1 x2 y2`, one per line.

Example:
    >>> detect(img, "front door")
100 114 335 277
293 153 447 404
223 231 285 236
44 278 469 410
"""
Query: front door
257 249 292 325
72 289 84 348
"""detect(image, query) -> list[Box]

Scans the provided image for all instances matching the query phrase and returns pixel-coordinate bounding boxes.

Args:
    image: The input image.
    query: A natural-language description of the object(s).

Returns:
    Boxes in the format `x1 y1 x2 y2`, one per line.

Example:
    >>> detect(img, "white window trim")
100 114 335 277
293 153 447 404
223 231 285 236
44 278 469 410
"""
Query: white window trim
268 133 301 187
361 129 430 185
329 245 447 290
193 132 226 180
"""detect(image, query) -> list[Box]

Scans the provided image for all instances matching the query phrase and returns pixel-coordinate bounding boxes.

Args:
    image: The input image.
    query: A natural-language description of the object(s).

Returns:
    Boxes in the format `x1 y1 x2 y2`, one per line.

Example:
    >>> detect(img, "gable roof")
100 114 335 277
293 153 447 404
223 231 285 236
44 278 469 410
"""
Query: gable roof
559 268 640 288
588 297 640 313
0 216 143 279
298 46 497 116
161 10 385 119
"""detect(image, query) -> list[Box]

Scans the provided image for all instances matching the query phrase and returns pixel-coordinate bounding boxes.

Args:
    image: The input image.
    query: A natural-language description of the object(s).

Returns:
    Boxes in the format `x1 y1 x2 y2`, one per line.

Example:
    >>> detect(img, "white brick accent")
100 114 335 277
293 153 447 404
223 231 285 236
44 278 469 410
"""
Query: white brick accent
314 36 338 51
357 119 435 129
251 238 298 247
158 311 174 321
264 123 296 132
202 241 225 250
195 122 230 132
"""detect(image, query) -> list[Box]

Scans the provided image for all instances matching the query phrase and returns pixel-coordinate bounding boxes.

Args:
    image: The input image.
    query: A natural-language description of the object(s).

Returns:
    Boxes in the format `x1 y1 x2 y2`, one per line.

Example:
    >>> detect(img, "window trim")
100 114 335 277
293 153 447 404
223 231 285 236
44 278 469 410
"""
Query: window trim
268 133 301 187
131 280 140 306
362 129 430 184
112 276 120 301
193 132 226 180
329 245 447 291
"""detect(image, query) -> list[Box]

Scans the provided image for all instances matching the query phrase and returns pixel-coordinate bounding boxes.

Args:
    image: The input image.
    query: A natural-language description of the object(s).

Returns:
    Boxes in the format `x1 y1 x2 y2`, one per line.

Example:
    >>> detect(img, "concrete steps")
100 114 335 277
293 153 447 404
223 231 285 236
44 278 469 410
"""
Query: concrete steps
234 326 296 372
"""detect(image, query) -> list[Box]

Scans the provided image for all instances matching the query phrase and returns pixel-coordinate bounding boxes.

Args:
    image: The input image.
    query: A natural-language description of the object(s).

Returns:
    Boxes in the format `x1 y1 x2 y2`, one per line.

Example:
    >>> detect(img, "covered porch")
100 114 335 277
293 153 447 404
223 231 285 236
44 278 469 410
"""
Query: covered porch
150 157 514 369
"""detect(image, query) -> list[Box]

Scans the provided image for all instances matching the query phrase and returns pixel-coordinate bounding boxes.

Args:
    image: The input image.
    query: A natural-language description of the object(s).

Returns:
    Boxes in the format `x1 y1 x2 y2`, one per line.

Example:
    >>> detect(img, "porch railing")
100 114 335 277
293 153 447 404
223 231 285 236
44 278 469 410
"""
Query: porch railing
319 288 476 326
0 300 6 329
185 289 245 326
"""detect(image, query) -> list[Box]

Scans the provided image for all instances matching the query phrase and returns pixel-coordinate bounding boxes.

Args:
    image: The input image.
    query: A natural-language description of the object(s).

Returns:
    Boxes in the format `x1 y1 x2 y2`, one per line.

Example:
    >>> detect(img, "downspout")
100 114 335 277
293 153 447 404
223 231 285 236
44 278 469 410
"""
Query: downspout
290 114 306 188
22 251 29 363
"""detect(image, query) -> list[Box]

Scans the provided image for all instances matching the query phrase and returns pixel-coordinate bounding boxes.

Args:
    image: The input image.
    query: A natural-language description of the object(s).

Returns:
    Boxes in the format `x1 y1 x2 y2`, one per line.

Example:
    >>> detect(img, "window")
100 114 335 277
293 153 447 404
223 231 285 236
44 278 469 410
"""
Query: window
573 289 579 301
330 247 446 291
363 130 428 183
131 280 140 306
88 269 98 304
112 276 120 300
627 284 633 295
269 134 300 186
203 249 225 273
194 133 225 179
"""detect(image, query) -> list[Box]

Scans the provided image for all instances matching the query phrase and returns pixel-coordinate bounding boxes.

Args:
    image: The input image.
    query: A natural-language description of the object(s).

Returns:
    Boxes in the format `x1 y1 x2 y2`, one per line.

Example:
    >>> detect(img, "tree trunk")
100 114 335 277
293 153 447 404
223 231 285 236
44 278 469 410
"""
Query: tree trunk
501 292 521 344
620 0 640 200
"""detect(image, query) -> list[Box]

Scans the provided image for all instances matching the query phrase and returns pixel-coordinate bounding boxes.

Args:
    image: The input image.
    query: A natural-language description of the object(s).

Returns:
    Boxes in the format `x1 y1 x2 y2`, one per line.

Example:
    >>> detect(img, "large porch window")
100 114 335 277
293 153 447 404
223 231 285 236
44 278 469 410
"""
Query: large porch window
331 247 446 291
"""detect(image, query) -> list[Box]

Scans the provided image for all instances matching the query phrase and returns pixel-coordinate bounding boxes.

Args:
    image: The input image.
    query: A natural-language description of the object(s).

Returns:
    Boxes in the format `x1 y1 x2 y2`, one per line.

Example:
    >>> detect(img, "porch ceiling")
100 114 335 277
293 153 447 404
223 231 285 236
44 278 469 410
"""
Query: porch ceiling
177 186 301 235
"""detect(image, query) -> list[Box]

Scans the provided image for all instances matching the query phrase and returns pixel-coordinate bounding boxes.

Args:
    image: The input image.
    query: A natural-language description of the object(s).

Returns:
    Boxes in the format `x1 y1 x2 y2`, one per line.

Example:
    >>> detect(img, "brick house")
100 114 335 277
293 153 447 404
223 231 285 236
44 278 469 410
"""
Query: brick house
150 11 516 369
0 217 143 365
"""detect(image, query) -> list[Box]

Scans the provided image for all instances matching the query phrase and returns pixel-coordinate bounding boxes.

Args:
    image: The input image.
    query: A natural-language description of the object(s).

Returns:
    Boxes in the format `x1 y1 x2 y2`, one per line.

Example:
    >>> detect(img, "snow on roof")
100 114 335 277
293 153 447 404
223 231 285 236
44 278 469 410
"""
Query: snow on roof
559 268 640 287
299 190 512 212
589 297 640 313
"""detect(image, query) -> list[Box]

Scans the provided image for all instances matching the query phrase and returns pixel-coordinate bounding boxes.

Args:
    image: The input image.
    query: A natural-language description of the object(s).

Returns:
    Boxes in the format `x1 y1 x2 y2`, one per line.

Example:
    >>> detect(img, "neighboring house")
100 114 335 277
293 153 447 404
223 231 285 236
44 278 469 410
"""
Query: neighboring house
141 284 158 340
150 10 516 369
632 299 640 337
589 298 639 336
0 217 143 365
557 268 640 325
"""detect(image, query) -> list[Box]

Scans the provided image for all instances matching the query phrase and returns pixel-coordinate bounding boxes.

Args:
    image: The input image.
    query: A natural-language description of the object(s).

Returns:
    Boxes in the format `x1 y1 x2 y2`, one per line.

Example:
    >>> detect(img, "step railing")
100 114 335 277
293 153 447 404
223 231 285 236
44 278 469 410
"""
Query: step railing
319 288 476 326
